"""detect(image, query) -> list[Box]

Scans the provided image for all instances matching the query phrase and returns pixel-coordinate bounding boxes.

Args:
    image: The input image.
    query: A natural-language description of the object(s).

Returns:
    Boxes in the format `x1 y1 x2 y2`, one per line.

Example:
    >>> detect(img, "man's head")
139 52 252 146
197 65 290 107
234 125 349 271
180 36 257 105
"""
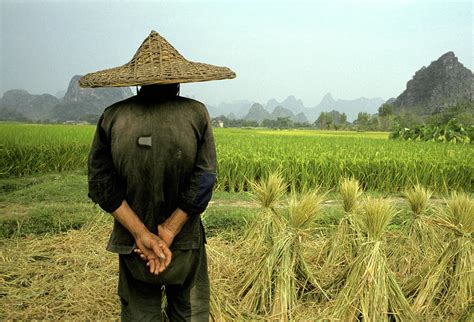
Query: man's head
138 84 180 97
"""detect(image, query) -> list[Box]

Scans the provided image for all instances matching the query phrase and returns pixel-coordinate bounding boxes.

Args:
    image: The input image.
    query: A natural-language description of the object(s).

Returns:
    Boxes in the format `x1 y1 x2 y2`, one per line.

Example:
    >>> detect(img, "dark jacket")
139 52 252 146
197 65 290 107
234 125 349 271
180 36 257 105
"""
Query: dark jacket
88 91 216 254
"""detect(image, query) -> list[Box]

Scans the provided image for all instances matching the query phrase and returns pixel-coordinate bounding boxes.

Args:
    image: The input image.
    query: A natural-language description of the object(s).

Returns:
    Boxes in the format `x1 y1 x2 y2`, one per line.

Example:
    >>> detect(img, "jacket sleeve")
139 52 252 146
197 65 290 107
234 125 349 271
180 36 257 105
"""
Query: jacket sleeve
177 109 217 216
87 114 126 213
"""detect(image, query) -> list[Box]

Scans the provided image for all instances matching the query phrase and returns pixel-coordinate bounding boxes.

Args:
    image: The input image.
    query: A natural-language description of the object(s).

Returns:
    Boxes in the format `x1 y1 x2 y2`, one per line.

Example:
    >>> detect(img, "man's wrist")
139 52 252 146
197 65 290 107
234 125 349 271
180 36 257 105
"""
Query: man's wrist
131 223 149 240
161 222 178 239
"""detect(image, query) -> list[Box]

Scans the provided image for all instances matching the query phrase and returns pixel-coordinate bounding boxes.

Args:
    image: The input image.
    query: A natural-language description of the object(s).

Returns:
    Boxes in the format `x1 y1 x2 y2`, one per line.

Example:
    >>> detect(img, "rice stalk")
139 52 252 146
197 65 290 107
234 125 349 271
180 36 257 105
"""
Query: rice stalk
329 198 416 321
243 173 288 251
412 192 473 317
250 172 287 209
340 177 363 214
329 178 362 259
396 185 441 277
404 184 432 217
287 190 325 230
319 178 362 293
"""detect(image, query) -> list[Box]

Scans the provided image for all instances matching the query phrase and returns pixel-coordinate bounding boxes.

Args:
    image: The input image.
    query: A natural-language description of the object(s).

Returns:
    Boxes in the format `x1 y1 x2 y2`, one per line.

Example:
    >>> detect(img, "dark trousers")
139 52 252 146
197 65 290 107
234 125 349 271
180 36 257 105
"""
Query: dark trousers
118 242 209 322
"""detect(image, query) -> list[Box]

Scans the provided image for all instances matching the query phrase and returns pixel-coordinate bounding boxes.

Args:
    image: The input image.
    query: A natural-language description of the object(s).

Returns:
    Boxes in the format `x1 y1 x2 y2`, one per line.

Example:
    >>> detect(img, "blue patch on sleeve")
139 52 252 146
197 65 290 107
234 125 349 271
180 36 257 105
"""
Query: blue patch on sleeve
195 172 216 206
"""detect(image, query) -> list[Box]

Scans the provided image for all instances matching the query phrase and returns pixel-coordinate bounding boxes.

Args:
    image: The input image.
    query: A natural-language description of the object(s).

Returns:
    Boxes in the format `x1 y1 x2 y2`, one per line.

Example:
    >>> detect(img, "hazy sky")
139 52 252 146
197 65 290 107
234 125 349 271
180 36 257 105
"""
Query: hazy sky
1 0 472 107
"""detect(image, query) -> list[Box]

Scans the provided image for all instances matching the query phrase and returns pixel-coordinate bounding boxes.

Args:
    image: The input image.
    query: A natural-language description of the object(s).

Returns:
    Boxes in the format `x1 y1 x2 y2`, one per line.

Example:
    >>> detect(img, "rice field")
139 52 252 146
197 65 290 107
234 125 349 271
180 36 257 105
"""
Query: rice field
1 123 473 192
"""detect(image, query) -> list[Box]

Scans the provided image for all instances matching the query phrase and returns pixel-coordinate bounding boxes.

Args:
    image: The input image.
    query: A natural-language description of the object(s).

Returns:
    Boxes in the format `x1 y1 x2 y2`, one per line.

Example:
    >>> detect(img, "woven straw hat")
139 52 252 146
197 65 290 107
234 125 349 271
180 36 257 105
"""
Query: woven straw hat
79 31 236 88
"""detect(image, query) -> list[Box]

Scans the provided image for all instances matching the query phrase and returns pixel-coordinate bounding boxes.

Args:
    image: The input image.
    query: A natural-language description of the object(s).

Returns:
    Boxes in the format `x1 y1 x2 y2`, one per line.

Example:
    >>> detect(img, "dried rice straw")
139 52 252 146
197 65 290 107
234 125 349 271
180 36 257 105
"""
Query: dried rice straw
328 197 416 321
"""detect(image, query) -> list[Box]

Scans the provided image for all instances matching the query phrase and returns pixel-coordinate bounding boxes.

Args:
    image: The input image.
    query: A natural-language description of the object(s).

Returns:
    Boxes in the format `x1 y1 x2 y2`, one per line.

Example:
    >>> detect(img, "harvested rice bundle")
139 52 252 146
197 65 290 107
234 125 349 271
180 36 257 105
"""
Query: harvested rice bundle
244 173 288 249
318 178 362 293
238 190 327 320
397 184 441 276
403 184 441 246
412 192 473 317
324 178 362 266
340 177 363 214
405 184 432 217
330 198 416 321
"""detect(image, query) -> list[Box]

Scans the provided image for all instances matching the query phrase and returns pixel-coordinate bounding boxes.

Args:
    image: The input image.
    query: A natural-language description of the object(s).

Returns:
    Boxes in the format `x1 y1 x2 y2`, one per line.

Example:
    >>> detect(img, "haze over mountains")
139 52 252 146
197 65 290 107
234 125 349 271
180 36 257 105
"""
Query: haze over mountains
207 94 384 123
0 51 472 124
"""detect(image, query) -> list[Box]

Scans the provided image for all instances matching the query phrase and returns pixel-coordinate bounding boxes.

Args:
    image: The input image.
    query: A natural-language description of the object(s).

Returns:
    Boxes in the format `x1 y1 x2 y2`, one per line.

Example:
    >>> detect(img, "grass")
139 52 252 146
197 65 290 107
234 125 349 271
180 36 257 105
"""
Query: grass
0 172 95 237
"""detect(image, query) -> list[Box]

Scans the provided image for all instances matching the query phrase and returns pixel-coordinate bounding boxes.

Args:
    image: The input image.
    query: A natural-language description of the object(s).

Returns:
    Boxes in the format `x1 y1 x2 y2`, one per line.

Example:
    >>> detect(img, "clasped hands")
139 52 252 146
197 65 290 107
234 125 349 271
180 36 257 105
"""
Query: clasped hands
133 224 175 275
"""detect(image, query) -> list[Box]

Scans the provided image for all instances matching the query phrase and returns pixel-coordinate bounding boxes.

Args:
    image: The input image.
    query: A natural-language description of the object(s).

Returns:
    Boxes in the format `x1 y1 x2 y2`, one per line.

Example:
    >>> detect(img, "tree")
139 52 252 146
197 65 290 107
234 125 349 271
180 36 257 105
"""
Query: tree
316 112 327 129
339 113 348 129
355 112 371 131
395 109 423 128
315 112 334 130
324 113 334 130
378 103 395 117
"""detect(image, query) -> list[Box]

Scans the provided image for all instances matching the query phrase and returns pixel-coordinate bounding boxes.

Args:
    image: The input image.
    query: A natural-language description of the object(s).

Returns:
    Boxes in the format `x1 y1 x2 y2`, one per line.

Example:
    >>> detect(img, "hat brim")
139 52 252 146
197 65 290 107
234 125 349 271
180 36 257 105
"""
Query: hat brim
79 60 236 88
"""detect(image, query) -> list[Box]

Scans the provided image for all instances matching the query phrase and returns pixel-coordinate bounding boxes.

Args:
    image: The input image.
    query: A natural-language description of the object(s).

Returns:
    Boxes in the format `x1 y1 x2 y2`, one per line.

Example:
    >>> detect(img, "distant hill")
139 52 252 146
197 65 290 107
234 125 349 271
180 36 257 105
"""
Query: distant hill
207 99 255 119
0 75 133 122
265 95 305 113
271 106 296 120
262 94 384 122
243 103 271 123
295 112 309 124
51 75 133 121
318 93 336 108
0 89 59 121
243 104 310 124
393 51 473 114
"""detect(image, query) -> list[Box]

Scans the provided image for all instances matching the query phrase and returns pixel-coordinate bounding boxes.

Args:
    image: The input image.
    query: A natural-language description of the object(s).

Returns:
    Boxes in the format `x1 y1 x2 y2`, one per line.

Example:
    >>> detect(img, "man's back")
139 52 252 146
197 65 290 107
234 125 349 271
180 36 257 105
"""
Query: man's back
88 93 216 255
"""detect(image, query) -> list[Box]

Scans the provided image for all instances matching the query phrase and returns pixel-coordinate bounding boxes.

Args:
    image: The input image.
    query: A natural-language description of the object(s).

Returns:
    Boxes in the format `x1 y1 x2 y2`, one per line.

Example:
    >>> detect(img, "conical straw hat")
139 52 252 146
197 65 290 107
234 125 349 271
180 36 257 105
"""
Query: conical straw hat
79 31 236 88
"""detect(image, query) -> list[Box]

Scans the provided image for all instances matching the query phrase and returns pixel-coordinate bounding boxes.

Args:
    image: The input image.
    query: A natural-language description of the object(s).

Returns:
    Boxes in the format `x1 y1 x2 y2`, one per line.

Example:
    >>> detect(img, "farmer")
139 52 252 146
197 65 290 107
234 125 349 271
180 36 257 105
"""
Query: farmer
80 31 235 321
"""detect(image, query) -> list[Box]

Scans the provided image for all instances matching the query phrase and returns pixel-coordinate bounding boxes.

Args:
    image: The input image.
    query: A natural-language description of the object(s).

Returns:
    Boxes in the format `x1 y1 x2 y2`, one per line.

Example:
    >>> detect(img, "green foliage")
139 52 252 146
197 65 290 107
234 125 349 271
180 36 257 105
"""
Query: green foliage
314 111 347 130
390 118 473 143
428 100 474 126
316 111 334 130
378 103 395 117
394 109 424 128
354 112 371 131
212 116 259 128
261 117 293 129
